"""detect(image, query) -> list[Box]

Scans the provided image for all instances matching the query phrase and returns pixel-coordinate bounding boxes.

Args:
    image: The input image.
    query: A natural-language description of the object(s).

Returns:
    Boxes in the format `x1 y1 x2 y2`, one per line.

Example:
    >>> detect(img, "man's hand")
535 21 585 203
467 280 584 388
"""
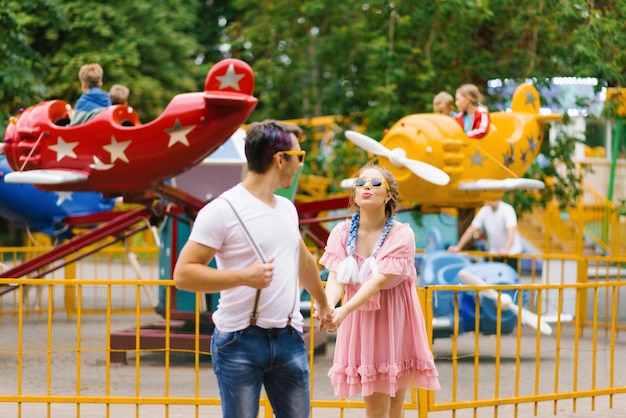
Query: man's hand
243 257 275 289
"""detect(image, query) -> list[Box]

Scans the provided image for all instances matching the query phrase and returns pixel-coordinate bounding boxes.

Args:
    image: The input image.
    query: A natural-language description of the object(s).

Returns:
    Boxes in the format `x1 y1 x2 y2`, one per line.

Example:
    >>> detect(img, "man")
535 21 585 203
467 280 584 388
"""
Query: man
449 200 522 271
173 119 332 418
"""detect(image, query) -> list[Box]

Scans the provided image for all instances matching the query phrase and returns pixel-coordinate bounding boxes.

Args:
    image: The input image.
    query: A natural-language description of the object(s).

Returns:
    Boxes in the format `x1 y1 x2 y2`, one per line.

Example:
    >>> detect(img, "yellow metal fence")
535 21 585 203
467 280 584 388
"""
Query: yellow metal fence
520 183 626 256
0 246 159 318
1 250 626 417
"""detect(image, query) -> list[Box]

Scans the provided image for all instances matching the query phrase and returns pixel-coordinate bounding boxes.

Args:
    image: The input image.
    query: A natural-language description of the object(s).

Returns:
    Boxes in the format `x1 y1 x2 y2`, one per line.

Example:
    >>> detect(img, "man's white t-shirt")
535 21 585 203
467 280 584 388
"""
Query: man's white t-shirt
471 201 523 255
188 184 304 332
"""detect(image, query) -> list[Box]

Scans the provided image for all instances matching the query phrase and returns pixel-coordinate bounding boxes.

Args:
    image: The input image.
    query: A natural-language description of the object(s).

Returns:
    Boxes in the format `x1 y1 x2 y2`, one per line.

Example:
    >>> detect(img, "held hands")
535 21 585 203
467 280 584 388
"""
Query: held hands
327 306 348 333
314 305 347 333
245 257 275 289
313 302 334 332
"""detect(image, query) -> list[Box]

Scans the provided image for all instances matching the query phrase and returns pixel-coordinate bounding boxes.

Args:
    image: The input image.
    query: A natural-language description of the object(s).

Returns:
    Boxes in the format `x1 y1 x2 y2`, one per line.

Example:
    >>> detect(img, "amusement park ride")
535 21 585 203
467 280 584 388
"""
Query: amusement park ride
0 154 116 238
341 83 562 211
0 58 257 311
0 57 563 352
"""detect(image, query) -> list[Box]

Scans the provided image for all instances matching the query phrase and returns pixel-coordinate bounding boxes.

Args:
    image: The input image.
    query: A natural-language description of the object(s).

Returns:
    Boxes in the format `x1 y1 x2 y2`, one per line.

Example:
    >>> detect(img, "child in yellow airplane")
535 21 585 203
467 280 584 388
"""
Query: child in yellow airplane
454 84 490 138
433 91 456 117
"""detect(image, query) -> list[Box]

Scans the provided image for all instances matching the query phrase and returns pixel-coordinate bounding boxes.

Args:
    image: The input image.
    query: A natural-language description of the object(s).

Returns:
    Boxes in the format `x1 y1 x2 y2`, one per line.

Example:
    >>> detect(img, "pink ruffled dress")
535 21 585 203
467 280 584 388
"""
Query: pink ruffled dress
319 221 441 398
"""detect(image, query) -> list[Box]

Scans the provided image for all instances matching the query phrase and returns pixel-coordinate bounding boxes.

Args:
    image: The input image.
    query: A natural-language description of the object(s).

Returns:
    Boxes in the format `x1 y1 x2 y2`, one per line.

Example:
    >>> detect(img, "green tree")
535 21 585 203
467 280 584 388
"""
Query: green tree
0 0 67 127
1 0 202 130
206 0 626 135
46 0 201 122
506 120 587 216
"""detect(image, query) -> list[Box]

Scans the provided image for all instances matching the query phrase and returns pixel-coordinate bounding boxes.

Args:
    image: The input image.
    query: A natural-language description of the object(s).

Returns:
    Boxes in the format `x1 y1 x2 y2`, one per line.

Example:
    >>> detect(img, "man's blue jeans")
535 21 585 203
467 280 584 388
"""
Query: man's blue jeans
211 325 310 418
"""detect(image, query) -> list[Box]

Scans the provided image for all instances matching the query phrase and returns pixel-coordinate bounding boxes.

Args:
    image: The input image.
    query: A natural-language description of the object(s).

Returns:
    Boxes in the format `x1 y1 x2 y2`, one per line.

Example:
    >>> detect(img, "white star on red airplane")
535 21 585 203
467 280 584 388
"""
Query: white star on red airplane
103 136 131 163
48 137 79 161
216 63 245 91
89 156 115 171
166 120 195 147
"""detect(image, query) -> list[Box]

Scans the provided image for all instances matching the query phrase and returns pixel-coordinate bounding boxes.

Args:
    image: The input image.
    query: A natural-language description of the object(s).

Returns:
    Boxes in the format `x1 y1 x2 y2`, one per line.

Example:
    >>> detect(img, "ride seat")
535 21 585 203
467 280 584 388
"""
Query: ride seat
48 100 72 126
419 251 470 287
430 263 467 318
111 105 141 127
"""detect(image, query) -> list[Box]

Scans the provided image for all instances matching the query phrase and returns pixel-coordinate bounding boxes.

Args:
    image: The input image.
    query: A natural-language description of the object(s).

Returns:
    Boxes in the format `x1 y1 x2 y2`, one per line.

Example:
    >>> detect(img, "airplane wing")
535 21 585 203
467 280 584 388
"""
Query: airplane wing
457 178 544 191
4 170 88 185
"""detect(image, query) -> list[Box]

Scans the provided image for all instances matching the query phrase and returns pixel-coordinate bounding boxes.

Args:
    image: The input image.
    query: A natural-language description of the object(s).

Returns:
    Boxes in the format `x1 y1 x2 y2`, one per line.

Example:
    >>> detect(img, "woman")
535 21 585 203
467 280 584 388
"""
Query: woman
319 165 440 418
455 83 490 138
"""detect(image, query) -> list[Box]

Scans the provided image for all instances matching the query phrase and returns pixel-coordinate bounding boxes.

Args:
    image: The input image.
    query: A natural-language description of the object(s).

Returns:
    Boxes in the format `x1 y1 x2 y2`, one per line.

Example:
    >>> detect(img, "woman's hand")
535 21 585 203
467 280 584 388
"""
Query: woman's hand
329 306 348 332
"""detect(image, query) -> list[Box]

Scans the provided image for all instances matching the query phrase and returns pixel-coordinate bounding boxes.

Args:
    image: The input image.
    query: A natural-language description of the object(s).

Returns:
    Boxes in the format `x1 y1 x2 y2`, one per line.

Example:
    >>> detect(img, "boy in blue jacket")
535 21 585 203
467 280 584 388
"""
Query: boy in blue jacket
69 63 111 125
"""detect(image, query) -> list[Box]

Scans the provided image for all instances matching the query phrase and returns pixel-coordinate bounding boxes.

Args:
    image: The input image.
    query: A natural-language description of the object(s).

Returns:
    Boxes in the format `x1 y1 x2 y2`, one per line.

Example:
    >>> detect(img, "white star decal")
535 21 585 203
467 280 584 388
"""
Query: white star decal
55 191 73 206
48 137 79 161
103 136 131 163
166 120 195 147
216 63 245 91
89 156 115 171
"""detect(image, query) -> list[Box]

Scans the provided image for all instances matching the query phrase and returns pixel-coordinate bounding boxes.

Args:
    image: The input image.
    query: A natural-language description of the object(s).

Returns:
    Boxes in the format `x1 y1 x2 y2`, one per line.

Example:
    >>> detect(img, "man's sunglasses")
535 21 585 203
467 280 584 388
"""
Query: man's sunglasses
354 177 389 190
280 150 306 163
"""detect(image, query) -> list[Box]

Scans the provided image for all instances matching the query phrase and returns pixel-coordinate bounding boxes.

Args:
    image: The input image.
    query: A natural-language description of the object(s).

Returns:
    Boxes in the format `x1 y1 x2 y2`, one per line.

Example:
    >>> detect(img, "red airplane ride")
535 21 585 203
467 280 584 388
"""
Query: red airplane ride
2 58 258 199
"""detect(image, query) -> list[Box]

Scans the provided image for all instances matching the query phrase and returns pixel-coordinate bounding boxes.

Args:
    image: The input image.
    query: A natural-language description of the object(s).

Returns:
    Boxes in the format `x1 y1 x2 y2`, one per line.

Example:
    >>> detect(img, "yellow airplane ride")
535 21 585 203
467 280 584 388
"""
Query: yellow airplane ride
344 83 563 212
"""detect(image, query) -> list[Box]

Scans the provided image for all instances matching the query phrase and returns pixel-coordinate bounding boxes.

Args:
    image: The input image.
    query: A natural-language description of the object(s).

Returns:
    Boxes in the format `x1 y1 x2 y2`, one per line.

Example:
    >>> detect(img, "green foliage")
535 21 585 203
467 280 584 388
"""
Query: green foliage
0 0 67 127
4 1 626 132
0 0 201 132
46 0 201 122
617 199 626 216
303 119 371 192
2 0 626 213
505 121 587 215
202 0 626 137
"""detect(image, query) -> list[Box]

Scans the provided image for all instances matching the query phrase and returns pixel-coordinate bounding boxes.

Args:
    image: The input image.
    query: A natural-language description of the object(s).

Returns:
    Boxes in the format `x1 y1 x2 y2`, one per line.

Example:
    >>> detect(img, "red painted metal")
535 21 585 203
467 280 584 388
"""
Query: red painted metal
0 207 153 297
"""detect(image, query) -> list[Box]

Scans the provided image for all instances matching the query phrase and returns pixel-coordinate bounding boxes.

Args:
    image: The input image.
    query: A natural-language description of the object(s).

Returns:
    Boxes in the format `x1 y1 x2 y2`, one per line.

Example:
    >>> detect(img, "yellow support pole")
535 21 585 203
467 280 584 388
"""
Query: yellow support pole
417 287 431 418
64 254 77 317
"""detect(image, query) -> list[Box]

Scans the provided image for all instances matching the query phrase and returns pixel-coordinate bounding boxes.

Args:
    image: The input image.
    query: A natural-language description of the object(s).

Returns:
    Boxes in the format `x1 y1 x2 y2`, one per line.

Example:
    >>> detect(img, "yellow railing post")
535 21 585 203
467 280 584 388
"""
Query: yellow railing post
417 389 429 418
417 286 432 418
576 257 588 337
64 255 77 318
575 201 584 254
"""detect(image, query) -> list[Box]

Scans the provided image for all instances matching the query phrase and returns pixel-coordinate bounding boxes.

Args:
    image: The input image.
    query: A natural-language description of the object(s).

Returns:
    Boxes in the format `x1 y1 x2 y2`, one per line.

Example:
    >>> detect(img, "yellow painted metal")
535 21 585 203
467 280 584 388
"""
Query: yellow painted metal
64 254 77 316
418 287 431 418
518 181 626 256
605 88 626 117
0 245 159 317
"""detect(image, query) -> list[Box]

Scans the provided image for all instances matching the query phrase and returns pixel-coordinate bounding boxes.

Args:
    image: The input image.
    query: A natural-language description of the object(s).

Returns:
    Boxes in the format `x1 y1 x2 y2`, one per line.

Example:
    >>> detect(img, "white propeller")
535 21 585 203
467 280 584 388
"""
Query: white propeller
458 270 552 336
345 130 450 186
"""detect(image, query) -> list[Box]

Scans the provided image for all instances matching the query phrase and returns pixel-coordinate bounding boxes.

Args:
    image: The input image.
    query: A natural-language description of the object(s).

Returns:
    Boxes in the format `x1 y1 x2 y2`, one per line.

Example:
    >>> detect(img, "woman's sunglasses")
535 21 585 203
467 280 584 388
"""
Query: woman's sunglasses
354 177 389 190
280 150 306 163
